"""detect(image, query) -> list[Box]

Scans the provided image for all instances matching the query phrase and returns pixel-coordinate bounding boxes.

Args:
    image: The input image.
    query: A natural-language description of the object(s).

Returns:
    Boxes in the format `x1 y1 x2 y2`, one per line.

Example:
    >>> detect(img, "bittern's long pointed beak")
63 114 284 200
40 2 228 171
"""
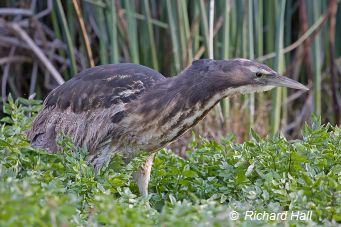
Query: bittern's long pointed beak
266 74 309 91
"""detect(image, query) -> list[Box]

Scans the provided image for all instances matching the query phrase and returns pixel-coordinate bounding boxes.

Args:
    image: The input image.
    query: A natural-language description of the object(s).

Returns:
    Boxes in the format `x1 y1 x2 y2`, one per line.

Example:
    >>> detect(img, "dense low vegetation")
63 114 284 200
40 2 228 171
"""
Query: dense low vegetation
1 97 340 226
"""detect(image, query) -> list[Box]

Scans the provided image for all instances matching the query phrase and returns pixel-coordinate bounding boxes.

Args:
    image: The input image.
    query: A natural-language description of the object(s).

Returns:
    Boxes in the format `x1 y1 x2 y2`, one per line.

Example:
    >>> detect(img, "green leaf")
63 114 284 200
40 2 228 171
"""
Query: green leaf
0 139 11 147
182 170 198 178
250 128 261 142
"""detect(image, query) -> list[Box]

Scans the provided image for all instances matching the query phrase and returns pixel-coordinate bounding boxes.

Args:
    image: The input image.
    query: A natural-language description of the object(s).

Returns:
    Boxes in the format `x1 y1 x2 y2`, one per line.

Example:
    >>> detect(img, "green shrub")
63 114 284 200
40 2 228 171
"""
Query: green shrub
1 97 340 226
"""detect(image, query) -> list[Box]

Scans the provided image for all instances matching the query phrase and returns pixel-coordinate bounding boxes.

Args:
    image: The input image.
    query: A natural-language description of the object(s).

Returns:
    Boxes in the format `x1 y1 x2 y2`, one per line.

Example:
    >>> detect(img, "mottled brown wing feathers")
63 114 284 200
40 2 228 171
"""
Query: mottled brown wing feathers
27 63 165 152
44 63 165 113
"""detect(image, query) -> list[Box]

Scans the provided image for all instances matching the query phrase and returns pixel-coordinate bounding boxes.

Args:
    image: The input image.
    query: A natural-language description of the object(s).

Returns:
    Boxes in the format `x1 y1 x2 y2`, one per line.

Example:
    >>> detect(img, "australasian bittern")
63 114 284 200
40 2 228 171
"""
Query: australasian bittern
27 59 308 196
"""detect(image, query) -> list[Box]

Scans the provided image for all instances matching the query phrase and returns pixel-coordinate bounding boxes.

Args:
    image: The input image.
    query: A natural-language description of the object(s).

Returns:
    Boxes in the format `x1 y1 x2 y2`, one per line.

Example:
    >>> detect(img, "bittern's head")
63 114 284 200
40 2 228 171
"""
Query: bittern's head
190 59 308 95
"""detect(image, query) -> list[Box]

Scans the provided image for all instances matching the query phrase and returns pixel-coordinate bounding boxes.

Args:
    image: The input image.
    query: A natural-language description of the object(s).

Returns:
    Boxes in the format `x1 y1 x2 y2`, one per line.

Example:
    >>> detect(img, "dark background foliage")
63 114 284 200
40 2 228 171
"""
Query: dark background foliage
0 0 340 149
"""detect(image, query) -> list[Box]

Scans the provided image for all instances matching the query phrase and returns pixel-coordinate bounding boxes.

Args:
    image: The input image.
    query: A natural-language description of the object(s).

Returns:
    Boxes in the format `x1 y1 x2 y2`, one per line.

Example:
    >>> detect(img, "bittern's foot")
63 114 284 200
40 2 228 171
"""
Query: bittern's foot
133 153 155 197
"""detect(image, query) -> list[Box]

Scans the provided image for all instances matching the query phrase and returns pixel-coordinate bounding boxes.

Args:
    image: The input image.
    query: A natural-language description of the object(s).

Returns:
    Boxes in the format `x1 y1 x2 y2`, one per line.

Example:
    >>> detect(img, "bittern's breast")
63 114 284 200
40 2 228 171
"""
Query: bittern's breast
120 90 223 153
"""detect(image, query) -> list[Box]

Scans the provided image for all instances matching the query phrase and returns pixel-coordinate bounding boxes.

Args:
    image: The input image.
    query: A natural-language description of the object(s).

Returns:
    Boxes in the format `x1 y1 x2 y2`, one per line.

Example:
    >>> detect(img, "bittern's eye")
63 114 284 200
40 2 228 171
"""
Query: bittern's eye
255 72 263 78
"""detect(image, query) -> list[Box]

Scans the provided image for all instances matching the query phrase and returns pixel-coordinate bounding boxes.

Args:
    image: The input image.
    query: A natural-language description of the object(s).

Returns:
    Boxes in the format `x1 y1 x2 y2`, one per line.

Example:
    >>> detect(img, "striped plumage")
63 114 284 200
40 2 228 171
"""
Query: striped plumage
27 59 308 196
28 64 164 164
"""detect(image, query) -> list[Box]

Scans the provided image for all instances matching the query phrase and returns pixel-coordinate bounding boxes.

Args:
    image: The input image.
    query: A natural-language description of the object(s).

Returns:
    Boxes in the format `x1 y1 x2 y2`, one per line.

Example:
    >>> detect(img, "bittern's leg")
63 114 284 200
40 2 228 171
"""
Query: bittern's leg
133 153 155 197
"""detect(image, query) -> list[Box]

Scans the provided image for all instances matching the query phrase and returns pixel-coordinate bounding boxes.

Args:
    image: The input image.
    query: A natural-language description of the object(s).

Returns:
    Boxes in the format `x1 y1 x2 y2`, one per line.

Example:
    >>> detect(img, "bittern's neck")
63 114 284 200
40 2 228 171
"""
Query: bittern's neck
170 79 226 142
134 68 230 116
130 72 229 146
